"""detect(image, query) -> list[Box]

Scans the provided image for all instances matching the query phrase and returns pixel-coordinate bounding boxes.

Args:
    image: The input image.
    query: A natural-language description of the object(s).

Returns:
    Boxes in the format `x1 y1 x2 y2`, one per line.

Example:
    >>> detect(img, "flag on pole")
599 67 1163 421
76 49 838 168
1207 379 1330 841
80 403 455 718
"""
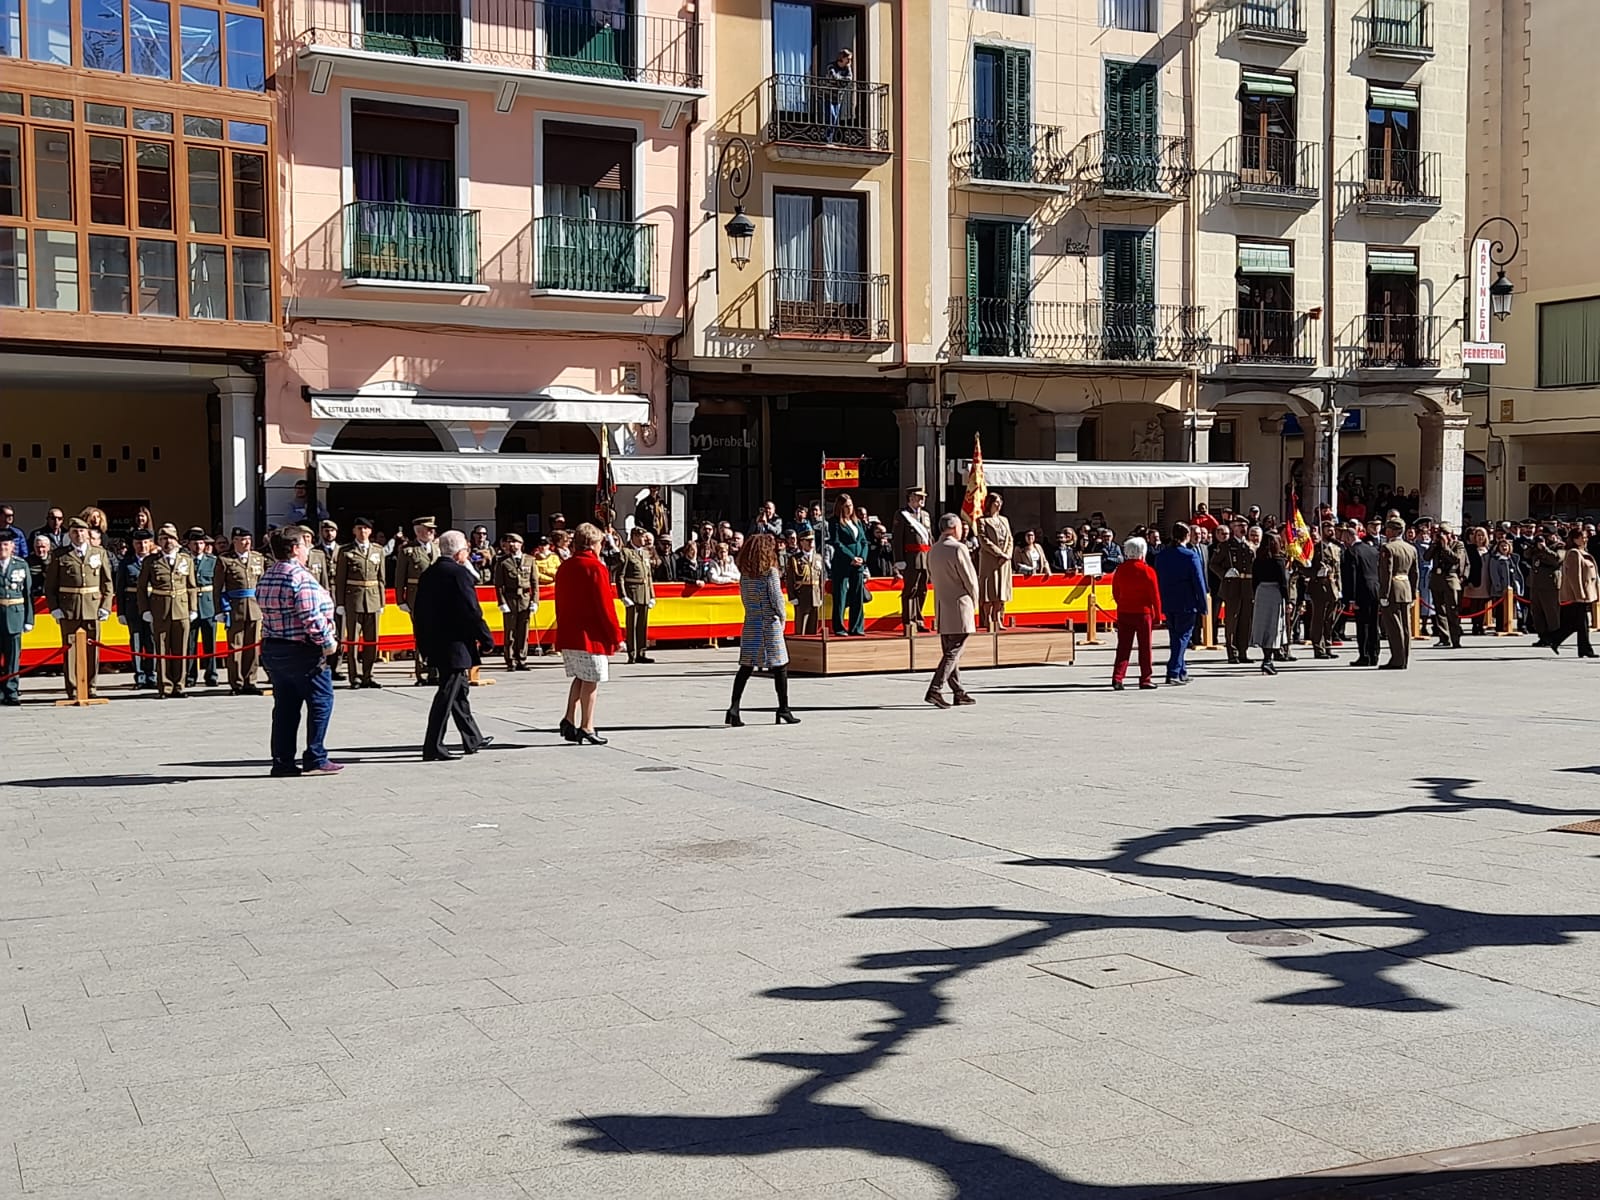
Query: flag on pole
1287 504 1313 565
595 424 616 526
961 433 987 523
821 458 861 489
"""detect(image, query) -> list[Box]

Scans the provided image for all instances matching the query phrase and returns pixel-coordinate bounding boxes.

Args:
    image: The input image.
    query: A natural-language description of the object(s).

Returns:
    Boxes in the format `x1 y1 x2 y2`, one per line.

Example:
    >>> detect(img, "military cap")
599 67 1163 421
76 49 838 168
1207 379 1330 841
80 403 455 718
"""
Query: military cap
1384 516 1406 532
231 526 252 538
131 528 155 541
156 523 180 539
797 527 815 540
184 526 206 540
352 515 374 529
66 516 89 530
412 515 437 529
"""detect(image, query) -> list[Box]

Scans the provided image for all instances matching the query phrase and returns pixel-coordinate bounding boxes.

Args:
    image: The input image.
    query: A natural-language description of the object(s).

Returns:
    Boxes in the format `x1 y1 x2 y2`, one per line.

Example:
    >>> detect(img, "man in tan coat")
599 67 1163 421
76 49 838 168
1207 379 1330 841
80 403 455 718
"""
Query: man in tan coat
214 527 267 694
784 528 825 635
925 513 979 708
614 526 656 664
396 516 441 684
335 516 386 688
44 517 115 700
1377 515 1419 669
135 523 199 698
493 533 537 671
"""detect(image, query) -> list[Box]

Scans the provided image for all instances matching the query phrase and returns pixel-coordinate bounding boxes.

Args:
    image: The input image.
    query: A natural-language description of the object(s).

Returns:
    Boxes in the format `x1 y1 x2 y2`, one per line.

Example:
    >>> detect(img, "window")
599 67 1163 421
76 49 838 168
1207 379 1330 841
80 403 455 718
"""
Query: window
1104 60 1159 190
88 134 127 224
774 189 870 336
964 218 1031 356
179 5 221 85
0 227 26 306
1239 70 1297 186
1365 247 1421 364
33 127 73 220
8 0 266 89
971 0 1025 12
136 237 177 313
1102 0 1152 32
27 0 72 63
1367 86 1419 191
351 100 457 207
33 228 78 308
82 0 124 71
1103 227 1155 358
224 11 263 90
1537 296 1600 388
130 0 171 77
543 122 631 222
972 46 1030 182
1235 240 1295 360
0 125 21 217
88 232 130 311
771 0 866 143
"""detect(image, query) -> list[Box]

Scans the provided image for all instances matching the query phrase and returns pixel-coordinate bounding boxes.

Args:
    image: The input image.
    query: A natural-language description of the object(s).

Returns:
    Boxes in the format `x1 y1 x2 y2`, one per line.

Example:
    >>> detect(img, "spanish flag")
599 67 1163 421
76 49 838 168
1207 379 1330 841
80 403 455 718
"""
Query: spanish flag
1287 506 1313 565
962 433 987 523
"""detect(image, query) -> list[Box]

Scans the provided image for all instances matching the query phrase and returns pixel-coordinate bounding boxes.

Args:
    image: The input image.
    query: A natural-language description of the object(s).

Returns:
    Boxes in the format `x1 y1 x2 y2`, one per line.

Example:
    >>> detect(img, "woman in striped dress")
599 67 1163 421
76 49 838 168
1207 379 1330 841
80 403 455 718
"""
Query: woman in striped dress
725 533 800 727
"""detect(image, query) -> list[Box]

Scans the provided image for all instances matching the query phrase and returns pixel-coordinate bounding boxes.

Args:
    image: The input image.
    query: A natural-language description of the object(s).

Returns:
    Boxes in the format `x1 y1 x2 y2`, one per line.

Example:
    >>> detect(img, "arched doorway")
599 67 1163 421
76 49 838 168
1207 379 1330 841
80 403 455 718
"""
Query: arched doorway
496 421 600 537
1462 452 1487 527
327 421 452 540
1337 454 1397 521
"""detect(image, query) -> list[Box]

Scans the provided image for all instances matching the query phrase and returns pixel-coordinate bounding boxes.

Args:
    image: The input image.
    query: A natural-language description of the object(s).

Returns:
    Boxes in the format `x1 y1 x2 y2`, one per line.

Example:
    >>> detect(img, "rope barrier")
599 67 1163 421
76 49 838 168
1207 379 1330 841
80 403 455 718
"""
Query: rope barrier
85 637 388 663
0 645 66 685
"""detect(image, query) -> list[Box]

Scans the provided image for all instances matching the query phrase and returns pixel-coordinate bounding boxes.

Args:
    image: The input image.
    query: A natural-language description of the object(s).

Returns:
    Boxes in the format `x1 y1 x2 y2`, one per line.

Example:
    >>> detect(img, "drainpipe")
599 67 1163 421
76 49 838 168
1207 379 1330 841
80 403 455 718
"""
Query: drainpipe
1184 0 1201 517
1320 0 1339 512
665 0 702 388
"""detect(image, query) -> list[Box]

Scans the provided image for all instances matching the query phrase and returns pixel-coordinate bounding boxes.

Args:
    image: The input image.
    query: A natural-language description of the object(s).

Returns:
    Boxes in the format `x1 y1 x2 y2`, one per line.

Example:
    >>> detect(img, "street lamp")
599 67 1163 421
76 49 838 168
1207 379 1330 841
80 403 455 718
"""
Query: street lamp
715 136 754 270
1471 216 1521 321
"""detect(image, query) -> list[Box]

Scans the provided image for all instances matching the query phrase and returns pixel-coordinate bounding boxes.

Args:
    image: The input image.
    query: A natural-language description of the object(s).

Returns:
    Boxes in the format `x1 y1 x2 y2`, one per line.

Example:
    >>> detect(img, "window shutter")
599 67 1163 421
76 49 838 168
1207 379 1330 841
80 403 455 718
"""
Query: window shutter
1104 61 1124 134
1003 49 1030 132
1135 229 1154 306
965 221 981 348
544 132 631 194
1130 65 1157 138
1009 222 1031 303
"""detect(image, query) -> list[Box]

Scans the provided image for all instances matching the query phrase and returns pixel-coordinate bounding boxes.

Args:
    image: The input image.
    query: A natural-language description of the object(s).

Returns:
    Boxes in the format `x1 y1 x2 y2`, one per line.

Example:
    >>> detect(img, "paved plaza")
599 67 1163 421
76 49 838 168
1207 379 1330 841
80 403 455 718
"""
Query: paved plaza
2 642 1599 1198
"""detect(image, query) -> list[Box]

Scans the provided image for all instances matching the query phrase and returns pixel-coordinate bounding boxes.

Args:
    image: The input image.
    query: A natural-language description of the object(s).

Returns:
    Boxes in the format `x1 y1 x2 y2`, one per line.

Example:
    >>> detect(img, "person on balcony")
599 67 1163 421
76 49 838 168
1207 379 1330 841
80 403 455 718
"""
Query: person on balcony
825 49 854 142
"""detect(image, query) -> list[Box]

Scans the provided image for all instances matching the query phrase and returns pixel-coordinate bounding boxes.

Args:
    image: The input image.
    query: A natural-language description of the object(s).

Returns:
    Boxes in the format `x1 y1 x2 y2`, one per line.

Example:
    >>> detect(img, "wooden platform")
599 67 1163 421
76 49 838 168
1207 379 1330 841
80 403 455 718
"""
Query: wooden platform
787 627 1076 676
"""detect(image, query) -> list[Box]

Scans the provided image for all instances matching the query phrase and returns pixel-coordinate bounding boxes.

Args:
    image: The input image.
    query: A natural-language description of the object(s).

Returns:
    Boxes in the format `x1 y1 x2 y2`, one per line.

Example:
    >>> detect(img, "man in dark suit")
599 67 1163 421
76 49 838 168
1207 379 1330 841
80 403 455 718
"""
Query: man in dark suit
1340 526 1382 667
412 530 496 762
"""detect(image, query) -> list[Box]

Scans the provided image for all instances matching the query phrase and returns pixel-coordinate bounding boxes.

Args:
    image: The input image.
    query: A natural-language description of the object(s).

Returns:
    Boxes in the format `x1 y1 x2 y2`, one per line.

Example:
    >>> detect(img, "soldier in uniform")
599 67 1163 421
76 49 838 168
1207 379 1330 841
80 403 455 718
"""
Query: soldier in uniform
784 527 825 636
135 523 198 699
335 516 386 688
634 486 670 539
890 487 933 632
1428 524 1467 649
214 527 266 695
1523 529 1564 647
493 533 537 671
1216 516 1256 663
45 517 115 700
304 520 344 680
615 525 657 664
183 528 220 688
396 516 441 685
0 534 34 706
1377 515 1419 669
1307 522 1342 659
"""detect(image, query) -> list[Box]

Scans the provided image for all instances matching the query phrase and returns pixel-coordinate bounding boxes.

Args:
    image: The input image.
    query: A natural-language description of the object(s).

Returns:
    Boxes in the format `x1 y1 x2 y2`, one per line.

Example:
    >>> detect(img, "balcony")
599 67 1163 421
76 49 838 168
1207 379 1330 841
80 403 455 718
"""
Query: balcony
1225 135 1320 209
1359 0 1433 60
1225 0 1307 44
769 270 891 344
1217 309 1317 369
533 215 658 299
761 75 891 164
948 299 1208 365
1358 149 1443 217
1074 131 1191 204
343 201 481 288
1360 313 1442 369
950 119 1074 195
297 0 703 113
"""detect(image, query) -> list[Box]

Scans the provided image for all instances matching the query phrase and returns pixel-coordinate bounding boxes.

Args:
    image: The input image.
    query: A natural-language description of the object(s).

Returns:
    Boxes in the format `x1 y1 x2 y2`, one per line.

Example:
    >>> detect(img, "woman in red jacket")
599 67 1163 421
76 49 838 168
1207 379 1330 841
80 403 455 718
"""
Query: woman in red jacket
1109 536 1163 691
554 523 623 745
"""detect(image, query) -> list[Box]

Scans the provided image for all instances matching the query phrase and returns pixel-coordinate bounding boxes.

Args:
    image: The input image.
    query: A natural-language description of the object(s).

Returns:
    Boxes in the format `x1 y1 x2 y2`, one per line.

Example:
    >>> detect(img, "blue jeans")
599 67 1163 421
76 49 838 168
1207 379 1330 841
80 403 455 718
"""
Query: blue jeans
261 639 333 771
1166 610 1199 680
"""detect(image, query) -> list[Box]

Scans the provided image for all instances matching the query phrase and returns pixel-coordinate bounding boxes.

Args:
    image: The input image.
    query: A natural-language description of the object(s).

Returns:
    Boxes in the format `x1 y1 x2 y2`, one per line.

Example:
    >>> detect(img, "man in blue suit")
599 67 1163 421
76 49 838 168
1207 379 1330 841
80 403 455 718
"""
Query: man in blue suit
1154 521 1208 685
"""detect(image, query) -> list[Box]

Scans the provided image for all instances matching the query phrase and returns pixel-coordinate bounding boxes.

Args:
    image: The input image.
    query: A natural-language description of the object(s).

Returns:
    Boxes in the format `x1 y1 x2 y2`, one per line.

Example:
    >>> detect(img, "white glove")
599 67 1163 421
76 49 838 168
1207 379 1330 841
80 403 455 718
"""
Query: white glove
23 624 32 633
188 612 197 621
141 611 153 623
97 608 110 621
336 606 345 616
51 608 64 620
1379 599 1390 607
118 615 127 626
622 596 634 607
894 562 906 572
398 604 409 614
498 603 509 613
647 599 655 610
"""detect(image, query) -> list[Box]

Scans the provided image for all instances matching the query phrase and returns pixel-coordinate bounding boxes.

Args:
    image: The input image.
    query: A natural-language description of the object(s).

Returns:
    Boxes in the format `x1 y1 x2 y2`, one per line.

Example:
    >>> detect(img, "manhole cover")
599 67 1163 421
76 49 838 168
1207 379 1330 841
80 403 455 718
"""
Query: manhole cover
1032 954 1190 988
1554 820 1600 836
635 766 681 773
1229 930 1313 947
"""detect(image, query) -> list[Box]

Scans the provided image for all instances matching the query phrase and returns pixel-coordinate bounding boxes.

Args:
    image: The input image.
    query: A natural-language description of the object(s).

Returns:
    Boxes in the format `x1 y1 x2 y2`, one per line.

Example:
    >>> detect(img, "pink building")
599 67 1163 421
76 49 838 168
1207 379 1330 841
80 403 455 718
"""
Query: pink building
268 0 703 536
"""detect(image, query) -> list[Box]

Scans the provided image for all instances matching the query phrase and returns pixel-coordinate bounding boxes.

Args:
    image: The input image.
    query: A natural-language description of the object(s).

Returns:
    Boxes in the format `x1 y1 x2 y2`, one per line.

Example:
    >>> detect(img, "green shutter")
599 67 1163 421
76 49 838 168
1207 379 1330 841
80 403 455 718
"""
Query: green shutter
965 221 980 351
1242 70 1295 96
1002 49 1031 180
1369 86 1419 111
1135 229 1155 307
1104 60 1125 134
1367 249 1418 274
1010 221 1032 355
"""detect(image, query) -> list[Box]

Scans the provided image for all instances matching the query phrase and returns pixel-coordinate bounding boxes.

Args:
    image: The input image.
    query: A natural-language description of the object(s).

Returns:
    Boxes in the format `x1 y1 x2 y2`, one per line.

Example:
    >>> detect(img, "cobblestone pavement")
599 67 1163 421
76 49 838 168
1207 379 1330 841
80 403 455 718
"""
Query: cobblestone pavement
3 640 1599 1198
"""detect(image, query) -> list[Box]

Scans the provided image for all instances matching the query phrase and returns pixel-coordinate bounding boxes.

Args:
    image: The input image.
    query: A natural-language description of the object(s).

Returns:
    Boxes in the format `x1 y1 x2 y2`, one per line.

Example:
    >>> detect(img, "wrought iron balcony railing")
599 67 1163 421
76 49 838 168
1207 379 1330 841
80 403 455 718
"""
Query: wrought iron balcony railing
1360 312 1442 368
950 118 1074 188
1218 308 1317 366
1225 134 1320 200
343 200 479 285
1360 148 1442 207
300 0 702 89
769 269 890 341
1224 0 1307 42
1074 130 1191 199
1360 0 1432 56
534 215 656 295
763 75 891 152
949 298 1208 363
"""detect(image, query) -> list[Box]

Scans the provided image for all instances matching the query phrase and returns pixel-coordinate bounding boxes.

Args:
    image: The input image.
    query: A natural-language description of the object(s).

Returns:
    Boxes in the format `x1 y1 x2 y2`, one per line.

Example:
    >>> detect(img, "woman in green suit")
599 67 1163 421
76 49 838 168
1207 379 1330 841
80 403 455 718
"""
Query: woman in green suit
828 493 870 636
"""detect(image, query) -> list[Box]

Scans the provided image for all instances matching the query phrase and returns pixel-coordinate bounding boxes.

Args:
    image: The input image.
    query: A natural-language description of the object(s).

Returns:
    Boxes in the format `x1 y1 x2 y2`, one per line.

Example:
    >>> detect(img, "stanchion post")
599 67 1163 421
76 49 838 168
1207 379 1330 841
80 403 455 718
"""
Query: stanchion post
1083 580 1100 645
1410 597 1421 640
1498 588 1516 636
54 628 109 707
1201 606 1216 650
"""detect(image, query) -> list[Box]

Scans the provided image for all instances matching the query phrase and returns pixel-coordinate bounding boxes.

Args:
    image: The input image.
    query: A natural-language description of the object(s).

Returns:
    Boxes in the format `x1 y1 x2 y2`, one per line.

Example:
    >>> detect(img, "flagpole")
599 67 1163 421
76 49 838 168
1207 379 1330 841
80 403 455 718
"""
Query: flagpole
819 450 828 647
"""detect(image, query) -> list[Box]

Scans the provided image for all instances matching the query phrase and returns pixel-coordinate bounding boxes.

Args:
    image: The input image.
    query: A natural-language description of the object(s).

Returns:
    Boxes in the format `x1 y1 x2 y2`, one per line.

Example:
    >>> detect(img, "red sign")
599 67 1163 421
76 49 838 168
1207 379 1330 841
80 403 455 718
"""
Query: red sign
822 458 861 488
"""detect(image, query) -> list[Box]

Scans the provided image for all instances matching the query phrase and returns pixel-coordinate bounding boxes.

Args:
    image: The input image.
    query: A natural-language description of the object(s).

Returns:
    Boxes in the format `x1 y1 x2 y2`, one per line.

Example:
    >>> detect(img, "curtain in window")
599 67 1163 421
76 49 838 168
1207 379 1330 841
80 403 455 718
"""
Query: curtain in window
820 195 859 308
775 193 812 303
773 2 810 111
1539 299 1600 388
355 153 451 207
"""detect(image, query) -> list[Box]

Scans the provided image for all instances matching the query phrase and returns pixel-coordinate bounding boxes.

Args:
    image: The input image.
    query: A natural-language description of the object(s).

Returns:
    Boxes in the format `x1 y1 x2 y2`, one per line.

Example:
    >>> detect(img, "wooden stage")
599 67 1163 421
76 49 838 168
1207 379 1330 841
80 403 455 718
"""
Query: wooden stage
787 626 1076 676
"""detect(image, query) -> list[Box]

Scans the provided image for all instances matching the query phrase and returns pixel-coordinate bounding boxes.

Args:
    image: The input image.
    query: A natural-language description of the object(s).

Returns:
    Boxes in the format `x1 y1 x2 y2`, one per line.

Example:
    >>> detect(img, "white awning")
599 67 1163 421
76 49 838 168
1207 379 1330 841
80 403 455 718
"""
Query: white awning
309 385 651 426
314 450 699 486
950 460 1251 489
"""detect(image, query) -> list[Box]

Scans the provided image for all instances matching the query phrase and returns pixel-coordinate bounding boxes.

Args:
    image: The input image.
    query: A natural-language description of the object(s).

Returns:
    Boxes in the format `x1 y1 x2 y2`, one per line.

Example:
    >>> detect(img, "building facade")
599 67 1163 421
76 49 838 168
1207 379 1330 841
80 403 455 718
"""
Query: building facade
1469 0 1600 522
270 0 702 535
1 0 278 534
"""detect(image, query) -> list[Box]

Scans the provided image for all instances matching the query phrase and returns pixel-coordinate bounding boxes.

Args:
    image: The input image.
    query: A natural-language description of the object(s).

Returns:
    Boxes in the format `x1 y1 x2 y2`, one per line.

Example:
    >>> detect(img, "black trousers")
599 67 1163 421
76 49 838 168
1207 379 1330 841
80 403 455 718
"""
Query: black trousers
1354 601 1381 663
1549 603 1595 656
424 667 485 756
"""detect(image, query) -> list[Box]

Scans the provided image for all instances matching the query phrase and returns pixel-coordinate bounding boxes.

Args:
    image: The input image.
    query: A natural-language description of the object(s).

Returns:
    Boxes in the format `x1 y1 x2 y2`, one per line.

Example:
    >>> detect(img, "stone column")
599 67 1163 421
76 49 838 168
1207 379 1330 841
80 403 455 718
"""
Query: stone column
669 387 697 540
215 374 258 534
1417 409 1470 526
1302 409 1343 516
895 395 944 508
1158 409 1203 528
1047 412 1086 521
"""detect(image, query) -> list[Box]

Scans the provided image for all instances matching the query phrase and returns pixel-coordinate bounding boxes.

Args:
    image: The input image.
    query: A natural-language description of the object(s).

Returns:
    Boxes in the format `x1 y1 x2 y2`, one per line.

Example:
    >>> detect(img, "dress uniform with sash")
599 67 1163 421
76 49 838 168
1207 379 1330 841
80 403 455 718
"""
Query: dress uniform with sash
615 536 656 664
396 517 441 684
1307 534 1342 659
784 532 825 636
44 518 115 700
1377 518 1420 669
1216 534 1256 662
493 536 537 670
890 490 933 631
1428 529 1468 649
184 530 220 687
335 518 386 688
135 525 199 698
0 543 33 705
214 530 266 693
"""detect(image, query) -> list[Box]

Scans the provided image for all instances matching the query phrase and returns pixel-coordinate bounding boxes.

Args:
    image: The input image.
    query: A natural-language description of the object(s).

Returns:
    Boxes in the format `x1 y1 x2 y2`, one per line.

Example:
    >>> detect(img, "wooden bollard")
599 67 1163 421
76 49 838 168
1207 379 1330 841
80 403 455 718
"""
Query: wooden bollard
1498 588 1517 636
1083 583 1100 645
1410 597 1421 639
1201 606 1217 650
55 627 109 708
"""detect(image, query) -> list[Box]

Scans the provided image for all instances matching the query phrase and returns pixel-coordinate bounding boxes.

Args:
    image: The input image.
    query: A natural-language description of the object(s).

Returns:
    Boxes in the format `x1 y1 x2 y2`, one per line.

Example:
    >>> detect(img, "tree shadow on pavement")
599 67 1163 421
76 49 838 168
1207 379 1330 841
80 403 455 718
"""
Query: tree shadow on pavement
565 774 1600 1196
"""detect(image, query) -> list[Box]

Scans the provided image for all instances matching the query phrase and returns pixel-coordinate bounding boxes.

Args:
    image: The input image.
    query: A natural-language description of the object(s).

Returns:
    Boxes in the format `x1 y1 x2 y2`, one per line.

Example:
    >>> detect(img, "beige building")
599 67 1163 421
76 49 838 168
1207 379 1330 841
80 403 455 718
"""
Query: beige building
1469 0 1600 522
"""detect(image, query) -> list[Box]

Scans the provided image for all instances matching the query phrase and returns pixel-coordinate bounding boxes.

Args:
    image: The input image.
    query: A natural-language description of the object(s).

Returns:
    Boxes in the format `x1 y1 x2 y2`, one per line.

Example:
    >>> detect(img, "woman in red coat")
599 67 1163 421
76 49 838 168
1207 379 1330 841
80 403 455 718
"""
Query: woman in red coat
1109 536 1163 691
554 523 623 744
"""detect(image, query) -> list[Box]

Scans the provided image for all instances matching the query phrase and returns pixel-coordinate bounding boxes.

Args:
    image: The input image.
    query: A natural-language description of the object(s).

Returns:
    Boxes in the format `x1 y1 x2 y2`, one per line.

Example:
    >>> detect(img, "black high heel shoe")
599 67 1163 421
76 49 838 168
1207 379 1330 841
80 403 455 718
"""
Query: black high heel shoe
775 709 800 725
558 718 580 742
725 709 744 727
578 729 607 745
